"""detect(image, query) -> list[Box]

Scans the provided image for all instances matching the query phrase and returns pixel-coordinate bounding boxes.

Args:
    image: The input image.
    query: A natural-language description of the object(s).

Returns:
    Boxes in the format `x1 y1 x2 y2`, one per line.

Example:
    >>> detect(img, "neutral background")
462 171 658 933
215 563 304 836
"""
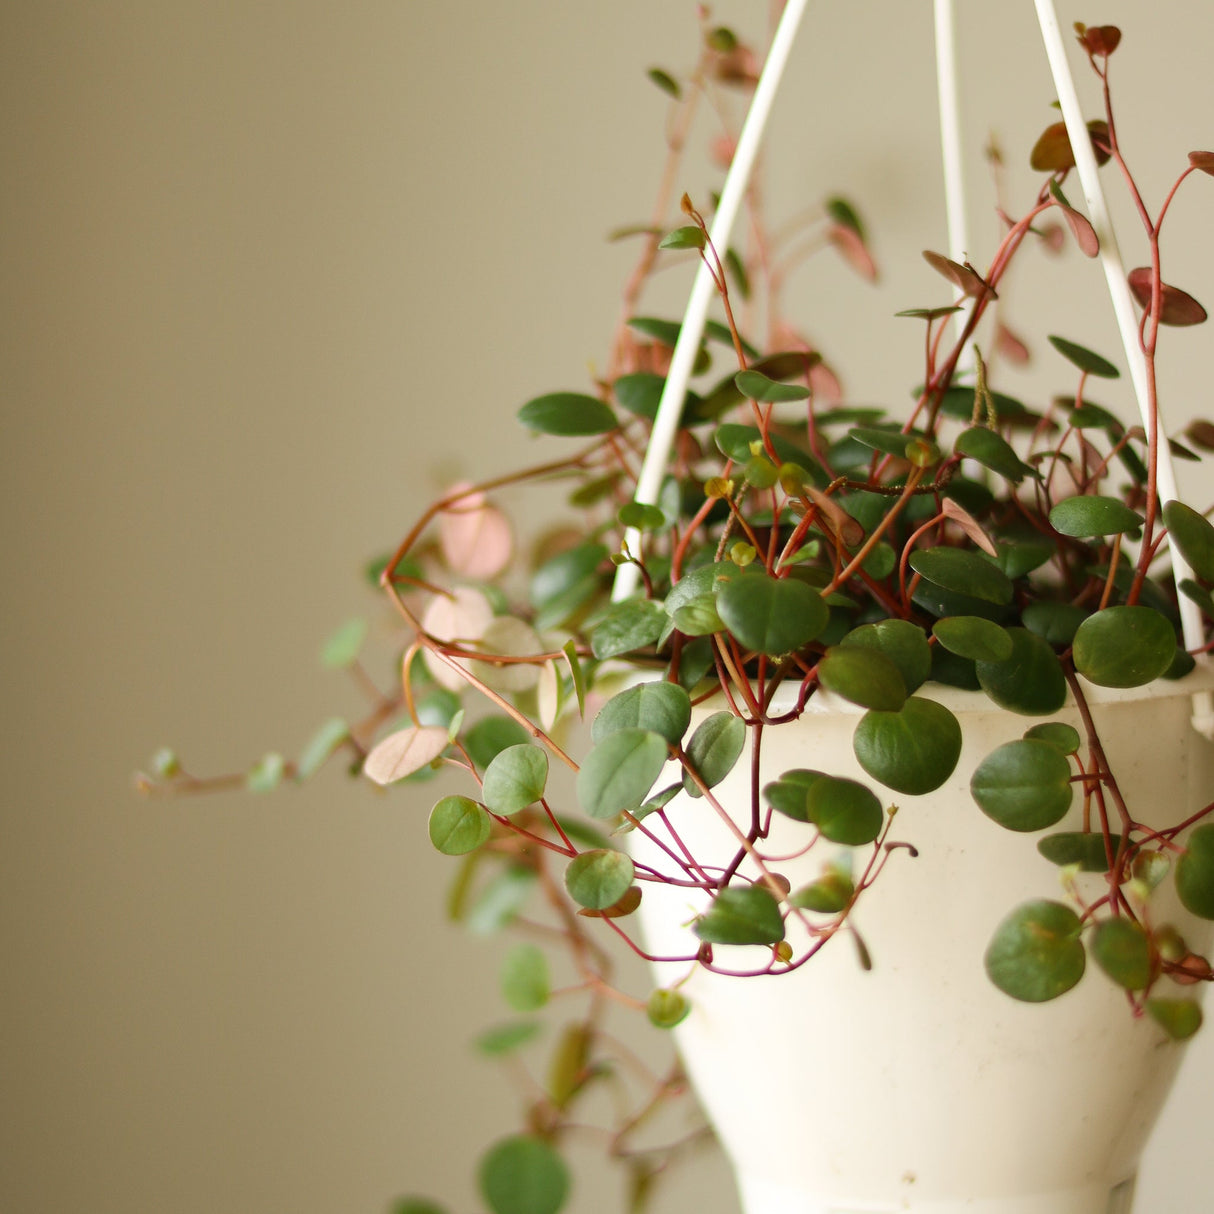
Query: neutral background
4 3 1213 1212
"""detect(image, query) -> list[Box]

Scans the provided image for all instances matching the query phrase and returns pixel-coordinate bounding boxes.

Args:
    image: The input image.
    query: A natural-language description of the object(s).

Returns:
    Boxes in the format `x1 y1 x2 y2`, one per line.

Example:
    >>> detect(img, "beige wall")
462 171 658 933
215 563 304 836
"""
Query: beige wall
4 3 1212 1212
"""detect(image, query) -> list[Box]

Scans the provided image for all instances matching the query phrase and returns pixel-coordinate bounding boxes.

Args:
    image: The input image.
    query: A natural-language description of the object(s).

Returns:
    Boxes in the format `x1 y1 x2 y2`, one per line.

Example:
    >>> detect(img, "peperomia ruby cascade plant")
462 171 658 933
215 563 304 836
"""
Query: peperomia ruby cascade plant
143 18 1214 1214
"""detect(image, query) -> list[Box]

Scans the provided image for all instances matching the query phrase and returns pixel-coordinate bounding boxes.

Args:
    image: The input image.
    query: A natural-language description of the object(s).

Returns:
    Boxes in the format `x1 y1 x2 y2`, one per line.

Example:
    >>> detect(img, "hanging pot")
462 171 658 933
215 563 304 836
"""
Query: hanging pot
628 668 1214 1214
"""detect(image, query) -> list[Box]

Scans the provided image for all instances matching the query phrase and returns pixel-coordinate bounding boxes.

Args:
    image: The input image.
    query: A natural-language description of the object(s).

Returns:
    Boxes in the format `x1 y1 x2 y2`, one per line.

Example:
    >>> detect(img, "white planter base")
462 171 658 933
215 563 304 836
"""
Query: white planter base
629 671 1214 1214
737 1173 1135 1214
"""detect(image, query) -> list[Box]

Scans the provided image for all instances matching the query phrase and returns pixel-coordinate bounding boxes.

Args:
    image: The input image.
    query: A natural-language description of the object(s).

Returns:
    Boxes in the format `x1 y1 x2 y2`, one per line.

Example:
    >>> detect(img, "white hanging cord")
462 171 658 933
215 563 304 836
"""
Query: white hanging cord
933 0 975 373
612 0 813 602
1034 0 1211 731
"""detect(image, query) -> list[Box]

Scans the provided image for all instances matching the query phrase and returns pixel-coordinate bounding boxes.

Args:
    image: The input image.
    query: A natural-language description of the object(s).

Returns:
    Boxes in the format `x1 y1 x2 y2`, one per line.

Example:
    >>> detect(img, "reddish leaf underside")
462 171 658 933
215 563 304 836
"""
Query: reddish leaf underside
923 250 996 300
1127 267 1208 326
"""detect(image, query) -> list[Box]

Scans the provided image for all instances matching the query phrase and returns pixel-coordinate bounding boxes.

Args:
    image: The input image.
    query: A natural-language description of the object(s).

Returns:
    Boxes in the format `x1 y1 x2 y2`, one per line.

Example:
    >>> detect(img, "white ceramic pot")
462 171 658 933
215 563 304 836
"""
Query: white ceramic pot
628 669 1214 1214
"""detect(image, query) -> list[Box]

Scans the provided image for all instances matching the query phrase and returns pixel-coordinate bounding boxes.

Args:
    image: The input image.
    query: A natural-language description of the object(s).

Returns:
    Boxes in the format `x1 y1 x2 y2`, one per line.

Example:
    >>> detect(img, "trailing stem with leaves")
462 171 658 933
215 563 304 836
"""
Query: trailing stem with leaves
142 18 1214 1214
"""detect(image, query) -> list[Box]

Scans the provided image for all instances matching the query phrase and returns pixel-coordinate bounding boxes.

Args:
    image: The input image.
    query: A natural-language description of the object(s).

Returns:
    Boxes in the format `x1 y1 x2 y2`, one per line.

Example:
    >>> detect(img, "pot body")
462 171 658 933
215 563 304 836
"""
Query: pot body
628 671 1214 1214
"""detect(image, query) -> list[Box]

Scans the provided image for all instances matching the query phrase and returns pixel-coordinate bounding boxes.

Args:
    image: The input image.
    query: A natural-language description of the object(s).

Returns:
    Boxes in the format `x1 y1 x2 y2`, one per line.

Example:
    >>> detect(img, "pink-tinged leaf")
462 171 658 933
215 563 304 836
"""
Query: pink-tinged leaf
1088 120 1112 165
1189 151 1214 176
422 585 494 690
607 222 664 242
1048 185 1099 257
1031 122 1074 172
439 482 513 580
810 358 843 404
804 486 865 548
710 135 737 169
923 250 996 300
1075 24 1121 56
537 660 561 731
828 224 878 282
942 498 999 557
1037 221 1066 255
995 322 1031 365
364 725 450 785
1030 120 1111 172
711 43 759 87
1127 267 1208 326
1185 420 1214 451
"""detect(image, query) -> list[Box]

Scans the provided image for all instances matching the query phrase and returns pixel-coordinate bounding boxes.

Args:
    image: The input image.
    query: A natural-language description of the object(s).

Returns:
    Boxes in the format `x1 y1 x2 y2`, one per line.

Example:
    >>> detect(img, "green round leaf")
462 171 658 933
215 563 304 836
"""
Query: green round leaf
912 579 1010 623
479 1135 570 1214
1021 602 1088 646
1091 917 1152 990
839 619 932 694
1176 823 1214 920
518 392 618 437
789 870 855 913
818 645 907 711
1024 721 1081 753
546 1023 590 1108
646 66 681 99
1133 850 1172 891
618 501 667 531
591 681 692 746
714 423 815 467
682 711 746 796
464 866 537 935
1164 500 1214 582
465 716 533 772
658 224 706 250
590 597 666 661
530 542 609 614
716 572 828 655
847 424 928 458
429 795 493 855
985 900 1086 1003
564 849 636 910
647 988 692 1029
613 372 666 421
664 563 729 615
1180 578 1214 617
861 541 897 580
500 944 549 1012
762 769 826 822
321 617 369 668
482 744 550 816
1049 495 1142 537
670 597 726 636
1146 997 1204 1041
475 1021 543 1056
297 716 350 780
853 697 963 795
805 776 885 845
954 427 1036 483
577 728 668 820
390 1199 450 1214
970 739 1074 832
1038 831 1122 872
932 616 1014 663
743 455 779 489
1047 334 1120 379
1072 606 1176 688
735 369 810 403
976 628 1067 715
992 541 1054 580
909 547 1014 606
694 885 785 946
